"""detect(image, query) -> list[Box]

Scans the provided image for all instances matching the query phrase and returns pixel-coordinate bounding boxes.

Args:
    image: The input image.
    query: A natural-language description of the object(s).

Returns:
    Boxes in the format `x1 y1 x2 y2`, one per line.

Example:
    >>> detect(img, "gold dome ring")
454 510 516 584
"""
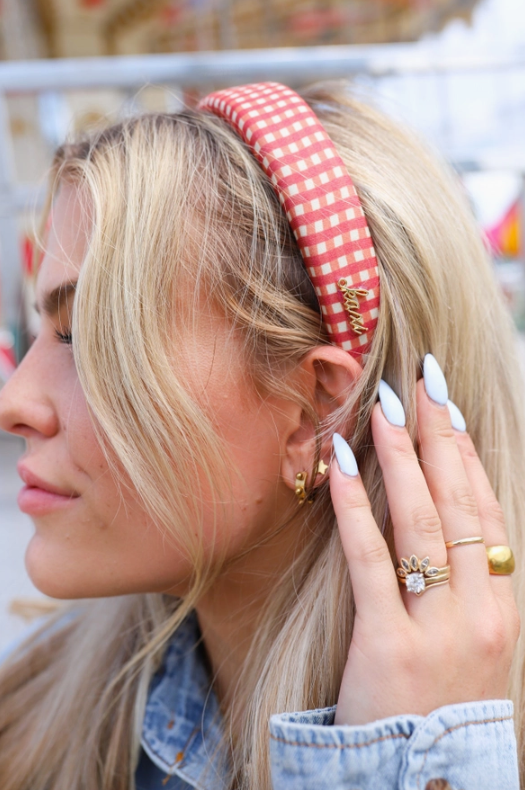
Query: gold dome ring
486 545 515 575
444 538 514 575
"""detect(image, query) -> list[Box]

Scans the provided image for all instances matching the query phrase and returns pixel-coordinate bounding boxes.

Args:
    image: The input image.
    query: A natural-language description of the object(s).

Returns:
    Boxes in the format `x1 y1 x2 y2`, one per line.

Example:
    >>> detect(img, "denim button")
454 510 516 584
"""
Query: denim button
425 780 454 790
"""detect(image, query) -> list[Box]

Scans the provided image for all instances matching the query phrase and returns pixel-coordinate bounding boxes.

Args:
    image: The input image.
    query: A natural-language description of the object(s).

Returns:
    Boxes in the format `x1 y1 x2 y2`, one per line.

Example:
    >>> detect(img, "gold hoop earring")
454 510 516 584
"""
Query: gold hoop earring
295 471 308 504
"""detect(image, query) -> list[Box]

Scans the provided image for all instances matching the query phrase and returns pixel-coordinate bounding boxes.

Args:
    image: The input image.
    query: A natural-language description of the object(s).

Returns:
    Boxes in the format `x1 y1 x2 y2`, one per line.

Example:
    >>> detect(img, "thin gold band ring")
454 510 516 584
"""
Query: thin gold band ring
443 538 514 575
445 537 485 548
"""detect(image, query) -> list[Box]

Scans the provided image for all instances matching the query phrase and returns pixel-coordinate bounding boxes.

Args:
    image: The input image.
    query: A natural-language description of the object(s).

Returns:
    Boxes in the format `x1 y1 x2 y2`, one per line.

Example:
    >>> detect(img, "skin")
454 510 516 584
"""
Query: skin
332 390 520 723
0 185 519 723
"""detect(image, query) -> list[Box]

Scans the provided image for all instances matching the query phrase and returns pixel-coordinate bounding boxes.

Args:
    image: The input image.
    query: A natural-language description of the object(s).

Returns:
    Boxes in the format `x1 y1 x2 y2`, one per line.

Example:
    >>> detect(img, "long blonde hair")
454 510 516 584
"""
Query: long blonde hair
1 82 525 790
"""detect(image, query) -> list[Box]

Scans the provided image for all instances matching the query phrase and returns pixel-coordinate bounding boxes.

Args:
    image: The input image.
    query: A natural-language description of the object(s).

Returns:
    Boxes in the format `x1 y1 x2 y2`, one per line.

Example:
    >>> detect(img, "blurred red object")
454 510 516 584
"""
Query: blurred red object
486 199 521 258
0 331 15 382
22 234 45 275
22 236 34 276
290 8 347 34
161 3 182 25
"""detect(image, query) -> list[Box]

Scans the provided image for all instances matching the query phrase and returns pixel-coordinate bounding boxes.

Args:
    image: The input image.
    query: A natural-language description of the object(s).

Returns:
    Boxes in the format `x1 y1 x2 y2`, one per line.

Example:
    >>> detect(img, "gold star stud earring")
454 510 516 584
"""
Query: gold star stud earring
317 460 329 475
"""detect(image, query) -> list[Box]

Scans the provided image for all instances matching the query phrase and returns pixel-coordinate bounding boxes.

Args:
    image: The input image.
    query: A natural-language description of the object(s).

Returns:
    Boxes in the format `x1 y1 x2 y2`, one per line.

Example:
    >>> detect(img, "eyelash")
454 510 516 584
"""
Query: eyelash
54 328 73 345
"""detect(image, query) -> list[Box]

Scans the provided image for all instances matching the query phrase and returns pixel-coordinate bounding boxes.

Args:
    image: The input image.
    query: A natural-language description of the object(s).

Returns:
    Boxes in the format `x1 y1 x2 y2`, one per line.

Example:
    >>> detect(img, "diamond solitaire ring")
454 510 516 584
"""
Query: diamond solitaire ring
396 555 450 596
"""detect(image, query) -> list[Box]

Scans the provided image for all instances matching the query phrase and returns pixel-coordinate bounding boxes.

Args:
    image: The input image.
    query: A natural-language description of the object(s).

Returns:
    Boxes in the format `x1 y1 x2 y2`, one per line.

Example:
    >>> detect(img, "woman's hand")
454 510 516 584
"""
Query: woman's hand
330 355 520 726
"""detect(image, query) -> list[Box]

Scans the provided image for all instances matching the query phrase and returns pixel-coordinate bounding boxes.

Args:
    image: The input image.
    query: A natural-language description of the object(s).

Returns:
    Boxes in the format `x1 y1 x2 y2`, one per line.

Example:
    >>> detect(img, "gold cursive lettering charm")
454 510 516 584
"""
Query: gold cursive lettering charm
337 279 369 335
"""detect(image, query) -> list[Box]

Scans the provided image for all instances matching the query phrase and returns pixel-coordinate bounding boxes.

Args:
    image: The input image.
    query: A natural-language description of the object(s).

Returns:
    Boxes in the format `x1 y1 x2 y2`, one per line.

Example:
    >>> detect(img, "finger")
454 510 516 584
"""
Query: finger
371 391 448 574
330 433 405 622
454 427 514 596
417 358 488 591
453 430 507 545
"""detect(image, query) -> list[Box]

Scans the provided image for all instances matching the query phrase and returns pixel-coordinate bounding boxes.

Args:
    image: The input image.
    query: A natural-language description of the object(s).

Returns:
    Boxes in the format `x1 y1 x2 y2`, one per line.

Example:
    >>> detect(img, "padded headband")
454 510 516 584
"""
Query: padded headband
199 82 380 358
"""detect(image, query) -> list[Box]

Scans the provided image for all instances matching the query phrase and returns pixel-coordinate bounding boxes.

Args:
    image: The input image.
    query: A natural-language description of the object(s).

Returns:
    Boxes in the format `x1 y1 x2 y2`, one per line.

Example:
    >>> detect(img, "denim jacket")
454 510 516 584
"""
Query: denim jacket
136 613 519 790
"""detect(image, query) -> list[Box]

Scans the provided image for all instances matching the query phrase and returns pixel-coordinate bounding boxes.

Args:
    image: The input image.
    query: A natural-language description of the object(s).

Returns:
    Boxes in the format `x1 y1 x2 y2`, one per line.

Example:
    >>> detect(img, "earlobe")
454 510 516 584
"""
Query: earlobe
281 345 363 497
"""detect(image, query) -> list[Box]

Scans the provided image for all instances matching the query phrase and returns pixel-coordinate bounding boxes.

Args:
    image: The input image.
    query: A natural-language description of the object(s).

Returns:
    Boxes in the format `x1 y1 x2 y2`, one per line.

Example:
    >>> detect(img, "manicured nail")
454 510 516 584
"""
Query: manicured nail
333 433 358 477
423 354 448 406
447 399 466 432
378 380 406 427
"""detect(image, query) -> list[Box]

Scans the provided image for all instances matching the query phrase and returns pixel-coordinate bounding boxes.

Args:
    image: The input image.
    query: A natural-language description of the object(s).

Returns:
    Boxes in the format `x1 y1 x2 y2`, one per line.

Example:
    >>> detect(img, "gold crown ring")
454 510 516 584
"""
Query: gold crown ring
396 555 450 596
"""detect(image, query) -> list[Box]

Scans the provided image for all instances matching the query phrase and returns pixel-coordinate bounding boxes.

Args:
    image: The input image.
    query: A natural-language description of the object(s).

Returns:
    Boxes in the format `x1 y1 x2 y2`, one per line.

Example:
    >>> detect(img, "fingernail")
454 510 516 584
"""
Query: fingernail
378 380 406 427
333 433 358 478
447 399 467 432
423 354 448 406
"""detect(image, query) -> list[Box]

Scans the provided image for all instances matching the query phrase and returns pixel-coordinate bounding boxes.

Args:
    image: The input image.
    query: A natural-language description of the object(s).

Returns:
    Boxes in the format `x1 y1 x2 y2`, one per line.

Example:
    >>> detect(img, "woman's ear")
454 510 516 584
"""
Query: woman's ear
281 346 362 495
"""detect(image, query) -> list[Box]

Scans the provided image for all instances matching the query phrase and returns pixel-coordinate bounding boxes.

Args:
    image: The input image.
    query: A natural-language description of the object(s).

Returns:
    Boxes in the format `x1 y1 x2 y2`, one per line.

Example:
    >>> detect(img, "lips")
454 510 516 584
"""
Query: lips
17 463 80 499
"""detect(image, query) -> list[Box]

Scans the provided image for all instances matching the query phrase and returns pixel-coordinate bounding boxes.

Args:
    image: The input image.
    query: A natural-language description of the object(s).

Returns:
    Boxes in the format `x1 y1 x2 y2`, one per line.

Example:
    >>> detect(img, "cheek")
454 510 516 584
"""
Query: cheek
26 384 197 598
28 343 285 599
226 410 281 500
201 389 285 555
65 385 106 475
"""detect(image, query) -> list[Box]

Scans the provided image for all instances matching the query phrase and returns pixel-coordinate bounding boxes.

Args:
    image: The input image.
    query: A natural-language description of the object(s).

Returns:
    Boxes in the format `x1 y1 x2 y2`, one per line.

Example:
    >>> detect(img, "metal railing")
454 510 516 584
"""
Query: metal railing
0 44 524 353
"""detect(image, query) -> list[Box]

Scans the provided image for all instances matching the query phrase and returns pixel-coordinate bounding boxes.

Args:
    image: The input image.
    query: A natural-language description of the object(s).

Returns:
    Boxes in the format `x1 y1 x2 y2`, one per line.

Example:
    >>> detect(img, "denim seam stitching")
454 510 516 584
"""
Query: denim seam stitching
415 714 513 790
142 726 205 787
269 731 409 749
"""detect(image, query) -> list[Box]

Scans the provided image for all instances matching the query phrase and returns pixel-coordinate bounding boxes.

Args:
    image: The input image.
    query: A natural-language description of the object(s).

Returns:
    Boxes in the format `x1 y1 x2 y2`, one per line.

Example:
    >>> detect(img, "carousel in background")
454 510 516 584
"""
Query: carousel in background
1 0 481 59
0 0 523 384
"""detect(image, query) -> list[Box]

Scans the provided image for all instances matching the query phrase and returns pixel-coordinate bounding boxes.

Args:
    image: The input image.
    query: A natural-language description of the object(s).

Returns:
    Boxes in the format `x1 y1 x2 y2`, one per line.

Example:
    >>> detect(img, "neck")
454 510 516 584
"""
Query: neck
195 514 303 709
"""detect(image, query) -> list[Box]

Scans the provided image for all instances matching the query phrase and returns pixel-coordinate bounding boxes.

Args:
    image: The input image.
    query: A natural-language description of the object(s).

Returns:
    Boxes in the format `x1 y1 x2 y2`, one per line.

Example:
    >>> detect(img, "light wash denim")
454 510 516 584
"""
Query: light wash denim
137 613 519 790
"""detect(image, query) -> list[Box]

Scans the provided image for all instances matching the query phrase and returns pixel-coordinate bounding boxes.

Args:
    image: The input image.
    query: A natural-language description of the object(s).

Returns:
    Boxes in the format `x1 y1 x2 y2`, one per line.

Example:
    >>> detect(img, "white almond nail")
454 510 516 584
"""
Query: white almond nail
333 433 358 477
423 354 448 406
378 380 406 427
447 399 467 432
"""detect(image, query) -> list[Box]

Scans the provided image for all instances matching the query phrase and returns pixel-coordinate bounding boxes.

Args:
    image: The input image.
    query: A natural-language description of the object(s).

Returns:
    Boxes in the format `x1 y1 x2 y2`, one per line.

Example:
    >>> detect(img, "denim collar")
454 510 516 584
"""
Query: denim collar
141 612 228 790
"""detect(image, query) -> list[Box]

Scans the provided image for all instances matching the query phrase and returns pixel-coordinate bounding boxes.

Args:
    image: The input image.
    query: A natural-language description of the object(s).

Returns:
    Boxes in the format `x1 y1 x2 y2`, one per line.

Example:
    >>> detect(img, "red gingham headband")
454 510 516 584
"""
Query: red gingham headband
199 82 380 358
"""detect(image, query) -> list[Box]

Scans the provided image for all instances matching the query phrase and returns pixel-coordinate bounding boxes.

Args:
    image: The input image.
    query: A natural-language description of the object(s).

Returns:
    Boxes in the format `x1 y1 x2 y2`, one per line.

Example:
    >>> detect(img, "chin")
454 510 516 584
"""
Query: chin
24 535 194 600
25 542 86 599
24 536 112 599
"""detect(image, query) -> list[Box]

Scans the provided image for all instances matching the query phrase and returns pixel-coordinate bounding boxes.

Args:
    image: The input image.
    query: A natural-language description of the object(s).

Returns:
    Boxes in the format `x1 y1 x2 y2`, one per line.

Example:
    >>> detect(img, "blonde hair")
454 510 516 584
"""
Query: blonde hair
1 82 525 790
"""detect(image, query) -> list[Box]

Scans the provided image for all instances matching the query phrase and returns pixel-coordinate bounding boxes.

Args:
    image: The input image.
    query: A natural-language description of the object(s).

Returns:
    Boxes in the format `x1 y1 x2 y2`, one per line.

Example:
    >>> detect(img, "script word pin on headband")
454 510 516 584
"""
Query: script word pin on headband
198 82 380 359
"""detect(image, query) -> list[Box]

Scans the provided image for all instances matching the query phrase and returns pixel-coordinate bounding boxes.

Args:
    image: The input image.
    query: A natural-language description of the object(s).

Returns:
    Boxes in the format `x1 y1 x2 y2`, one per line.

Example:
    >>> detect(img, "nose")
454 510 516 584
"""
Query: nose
0 343 59 439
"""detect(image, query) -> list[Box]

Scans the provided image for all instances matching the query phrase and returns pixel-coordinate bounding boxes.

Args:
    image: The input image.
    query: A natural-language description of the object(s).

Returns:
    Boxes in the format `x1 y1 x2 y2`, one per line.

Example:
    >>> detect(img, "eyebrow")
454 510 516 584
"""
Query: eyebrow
36 282 77 317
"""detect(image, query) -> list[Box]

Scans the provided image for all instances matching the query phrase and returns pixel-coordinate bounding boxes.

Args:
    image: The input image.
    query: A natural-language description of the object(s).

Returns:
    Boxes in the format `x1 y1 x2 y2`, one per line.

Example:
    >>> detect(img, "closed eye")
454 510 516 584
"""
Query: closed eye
54 328 73 345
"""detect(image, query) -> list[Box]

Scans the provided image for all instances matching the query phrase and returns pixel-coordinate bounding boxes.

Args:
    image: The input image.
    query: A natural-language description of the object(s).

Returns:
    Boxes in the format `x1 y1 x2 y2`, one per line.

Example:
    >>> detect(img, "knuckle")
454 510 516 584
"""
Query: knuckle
474 608 508 657
460 442 479 463
358 539 391 568
341 488 371 511
479 496 506 529
449 486 478 519
389 436 416 463
410 504 442 538
338 497 371 526
433 423 456 442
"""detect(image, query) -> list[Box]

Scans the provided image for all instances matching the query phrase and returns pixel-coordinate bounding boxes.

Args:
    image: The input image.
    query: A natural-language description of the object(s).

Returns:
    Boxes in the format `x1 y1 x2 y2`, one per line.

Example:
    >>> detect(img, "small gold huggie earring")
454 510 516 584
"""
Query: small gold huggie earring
296 462 329 505
295 471 308 504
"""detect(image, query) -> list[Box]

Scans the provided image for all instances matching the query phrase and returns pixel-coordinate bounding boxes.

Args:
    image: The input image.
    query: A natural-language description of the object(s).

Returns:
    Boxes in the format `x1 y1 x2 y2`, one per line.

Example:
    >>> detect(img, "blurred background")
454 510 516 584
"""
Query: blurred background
0 0 524 652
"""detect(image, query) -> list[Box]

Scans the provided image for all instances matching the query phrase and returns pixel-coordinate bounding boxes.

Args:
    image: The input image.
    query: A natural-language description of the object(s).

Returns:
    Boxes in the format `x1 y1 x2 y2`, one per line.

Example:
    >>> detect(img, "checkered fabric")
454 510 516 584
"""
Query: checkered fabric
199 82 380 357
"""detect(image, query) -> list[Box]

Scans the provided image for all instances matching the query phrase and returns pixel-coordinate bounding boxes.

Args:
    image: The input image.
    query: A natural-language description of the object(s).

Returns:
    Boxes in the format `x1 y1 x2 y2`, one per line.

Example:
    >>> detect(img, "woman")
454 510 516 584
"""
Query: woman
0 80 523 790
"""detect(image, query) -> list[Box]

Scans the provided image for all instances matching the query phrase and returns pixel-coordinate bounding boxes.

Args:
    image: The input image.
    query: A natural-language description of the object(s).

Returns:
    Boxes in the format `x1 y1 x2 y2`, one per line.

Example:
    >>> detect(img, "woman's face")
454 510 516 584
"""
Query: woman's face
0 185 297 599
